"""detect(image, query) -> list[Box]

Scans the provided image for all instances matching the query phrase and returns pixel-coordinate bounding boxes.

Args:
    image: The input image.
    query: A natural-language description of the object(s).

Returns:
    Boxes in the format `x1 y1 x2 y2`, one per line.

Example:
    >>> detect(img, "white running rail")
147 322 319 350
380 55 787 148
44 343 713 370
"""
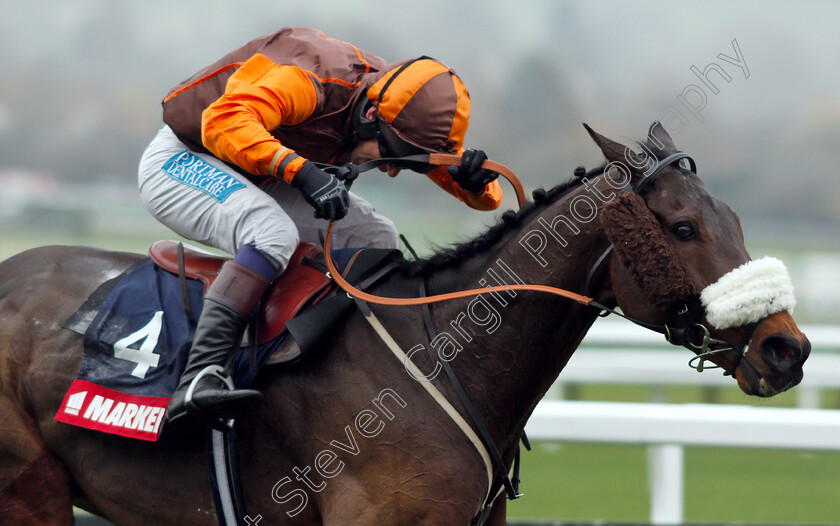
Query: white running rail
525 400 840 524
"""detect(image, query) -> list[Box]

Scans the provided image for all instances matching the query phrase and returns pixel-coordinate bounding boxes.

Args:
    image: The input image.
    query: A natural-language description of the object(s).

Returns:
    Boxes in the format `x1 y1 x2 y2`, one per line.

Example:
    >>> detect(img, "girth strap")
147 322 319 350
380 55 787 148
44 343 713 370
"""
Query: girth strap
352 298 496 514
418 279 520 503
208 426 247 526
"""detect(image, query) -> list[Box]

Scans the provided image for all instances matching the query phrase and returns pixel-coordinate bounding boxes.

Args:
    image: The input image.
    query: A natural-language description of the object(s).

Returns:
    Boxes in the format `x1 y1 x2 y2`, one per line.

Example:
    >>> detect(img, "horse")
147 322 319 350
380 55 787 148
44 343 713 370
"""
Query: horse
0 122 810 525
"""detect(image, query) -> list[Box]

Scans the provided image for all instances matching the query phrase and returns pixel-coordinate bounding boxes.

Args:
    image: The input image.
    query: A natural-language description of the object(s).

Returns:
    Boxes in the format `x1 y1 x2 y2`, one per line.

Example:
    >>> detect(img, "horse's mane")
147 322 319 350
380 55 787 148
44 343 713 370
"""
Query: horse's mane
405 164 607 276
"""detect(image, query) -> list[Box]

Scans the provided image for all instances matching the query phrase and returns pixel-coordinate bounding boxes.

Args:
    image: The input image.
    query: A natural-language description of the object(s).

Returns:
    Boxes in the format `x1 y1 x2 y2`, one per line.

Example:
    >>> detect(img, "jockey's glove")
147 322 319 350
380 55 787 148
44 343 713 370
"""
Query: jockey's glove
292 161 350 221
448 149 499 195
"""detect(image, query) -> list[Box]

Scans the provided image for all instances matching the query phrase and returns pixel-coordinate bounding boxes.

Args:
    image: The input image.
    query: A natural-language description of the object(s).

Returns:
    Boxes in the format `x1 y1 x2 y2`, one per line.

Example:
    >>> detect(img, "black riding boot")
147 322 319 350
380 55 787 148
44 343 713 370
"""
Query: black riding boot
167 260 270 426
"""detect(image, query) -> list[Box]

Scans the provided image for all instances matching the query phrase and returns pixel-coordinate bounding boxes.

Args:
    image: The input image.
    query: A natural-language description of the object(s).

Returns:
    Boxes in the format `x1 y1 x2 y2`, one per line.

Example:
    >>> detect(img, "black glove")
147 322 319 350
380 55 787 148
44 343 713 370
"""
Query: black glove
331 163 360 189
447 149 499 195
292 161 350 220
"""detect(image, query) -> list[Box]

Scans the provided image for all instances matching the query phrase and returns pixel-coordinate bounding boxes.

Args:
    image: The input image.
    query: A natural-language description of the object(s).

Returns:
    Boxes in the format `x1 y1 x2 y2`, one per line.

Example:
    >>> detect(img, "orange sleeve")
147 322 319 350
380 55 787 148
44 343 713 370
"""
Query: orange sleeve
424 165 503 211
201 53 318 183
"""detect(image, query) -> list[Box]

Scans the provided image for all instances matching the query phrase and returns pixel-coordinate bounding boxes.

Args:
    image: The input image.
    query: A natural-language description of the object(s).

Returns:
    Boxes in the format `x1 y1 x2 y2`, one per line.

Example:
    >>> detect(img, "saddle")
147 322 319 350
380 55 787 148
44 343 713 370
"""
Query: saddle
149 240 402 364
149 240 332 347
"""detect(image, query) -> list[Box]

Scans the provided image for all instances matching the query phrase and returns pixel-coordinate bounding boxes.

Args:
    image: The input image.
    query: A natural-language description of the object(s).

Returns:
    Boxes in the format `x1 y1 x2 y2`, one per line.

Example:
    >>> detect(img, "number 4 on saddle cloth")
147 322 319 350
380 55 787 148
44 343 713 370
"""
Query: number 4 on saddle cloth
56 240 401 442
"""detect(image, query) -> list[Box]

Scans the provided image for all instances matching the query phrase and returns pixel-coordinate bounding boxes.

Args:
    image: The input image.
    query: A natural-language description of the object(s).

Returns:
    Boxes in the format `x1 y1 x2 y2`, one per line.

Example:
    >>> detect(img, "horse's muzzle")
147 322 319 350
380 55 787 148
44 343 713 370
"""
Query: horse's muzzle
735 313 810 397
757 332 810 394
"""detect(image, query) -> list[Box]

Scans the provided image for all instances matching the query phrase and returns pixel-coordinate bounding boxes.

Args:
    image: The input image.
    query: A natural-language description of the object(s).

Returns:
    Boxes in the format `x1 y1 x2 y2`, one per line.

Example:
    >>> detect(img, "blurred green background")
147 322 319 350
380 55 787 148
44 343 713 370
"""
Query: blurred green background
509 441 840 524
506 382 840 524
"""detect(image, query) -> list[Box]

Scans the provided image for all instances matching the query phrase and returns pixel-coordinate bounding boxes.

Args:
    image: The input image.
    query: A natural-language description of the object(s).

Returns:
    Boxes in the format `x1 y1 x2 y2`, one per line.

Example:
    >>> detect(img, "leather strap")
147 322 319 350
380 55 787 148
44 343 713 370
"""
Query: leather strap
353 298 495 506
323 223 595 308
177 242 197 323
428 153 528 208
633 152 696 194
351 154 529 208
418 279 519 501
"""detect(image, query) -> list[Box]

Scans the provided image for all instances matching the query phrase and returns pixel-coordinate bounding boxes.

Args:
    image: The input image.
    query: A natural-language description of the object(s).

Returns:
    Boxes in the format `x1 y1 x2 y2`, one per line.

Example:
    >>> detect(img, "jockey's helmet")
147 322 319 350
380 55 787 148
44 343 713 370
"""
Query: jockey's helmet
366 56 471 158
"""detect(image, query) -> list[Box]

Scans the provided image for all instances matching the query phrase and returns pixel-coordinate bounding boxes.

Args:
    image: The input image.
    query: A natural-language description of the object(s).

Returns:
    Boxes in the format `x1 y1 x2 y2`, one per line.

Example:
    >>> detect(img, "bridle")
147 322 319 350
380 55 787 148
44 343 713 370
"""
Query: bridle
318 150 758 523
324 150 754 376
591 292 757 376
581 151 757 376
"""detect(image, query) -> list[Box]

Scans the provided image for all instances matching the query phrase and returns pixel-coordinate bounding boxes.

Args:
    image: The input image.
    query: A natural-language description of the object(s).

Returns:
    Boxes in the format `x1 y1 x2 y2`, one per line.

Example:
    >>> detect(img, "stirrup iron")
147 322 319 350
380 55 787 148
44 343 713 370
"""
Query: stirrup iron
184 365 236 429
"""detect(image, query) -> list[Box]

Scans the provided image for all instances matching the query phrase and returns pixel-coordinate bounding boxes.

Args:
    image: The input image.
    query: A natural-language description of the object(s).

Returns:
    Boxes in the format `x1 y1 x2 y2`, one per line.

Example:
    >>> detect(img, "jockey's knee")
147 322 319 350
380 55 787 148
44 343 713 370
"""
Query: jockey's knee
250 230 299 273
233 244 279 282
236 206 300 272
344 198 399 249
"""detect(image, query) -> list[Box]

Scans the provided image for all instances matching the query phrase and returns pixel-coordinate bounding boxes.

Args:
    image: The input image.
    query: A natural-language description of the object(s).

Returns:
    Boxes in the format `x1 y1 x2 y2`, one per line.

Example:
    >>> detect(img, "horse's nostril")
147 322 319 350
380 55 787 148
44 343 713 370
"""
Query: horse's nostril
759 334 803 371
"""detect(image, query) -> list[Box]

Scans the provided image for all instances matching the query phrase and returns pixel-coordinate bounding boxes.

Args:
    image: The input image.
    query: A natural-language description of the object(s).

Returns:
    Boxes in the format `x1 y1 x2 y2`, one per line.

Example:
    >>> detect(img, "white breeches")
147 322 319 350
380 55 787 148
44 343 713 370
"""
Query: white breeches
138 126 399 271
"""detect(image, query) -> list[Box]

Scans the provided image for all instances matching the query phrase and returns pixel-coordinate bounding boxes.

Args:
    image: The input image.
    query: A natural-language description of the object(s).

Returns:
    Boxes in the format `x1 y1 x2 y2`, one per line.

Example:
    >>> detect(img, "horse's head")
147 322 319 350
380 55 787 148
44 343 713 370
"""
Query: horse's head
587 122 809 397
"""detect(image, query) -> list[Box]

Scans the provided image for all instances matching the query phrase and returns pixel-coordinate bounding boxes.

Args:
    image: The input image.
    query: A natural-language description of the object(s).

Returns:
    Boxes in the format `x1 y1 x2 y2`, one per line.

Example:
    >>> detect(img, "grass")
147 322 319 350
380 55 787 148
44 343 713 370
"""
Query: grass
509 443 650 522
507 442 840 524
684 447 840 524
505 385 840 522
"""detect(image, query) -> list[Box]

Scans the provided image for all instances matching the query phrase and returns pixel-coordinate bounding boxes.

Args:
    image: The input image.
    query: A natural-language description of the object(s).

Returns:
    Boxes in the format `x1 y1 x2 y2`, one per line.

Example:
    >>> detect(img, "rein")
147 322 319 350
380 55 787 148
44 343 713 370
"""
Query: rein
322 155 583 306
319 151 743 522
327 152 529 208
326 151 751 371
321 156 599 309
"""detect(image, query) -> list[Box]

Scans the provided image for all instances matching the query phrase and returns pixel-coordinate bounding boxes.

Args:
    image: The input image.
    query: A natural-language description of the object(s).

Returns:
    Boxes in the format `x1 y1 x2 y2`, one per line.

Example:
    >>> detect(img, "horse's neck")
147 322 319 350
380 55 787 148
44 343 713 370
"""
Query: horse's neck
425 181 612 450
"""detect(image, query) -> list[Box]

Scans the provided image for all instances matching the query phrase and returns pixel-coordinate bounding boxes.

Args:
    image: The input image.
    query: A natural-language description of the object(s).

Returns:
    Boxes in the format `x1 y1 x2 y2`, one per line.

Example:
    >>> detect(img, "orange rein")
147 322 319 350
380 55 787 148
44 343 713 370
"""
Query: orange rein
323 155 596 309
428 153 529 208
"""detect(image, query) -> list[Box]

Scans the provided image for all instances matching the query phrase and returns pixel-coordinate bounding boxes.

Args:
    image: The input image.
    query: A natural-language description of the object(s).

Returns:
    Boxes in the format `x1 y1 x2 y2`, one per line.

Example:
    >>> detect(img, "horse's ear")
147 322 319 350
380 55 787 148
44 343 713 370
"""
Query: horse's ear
583 123 644 167
644 121 678 157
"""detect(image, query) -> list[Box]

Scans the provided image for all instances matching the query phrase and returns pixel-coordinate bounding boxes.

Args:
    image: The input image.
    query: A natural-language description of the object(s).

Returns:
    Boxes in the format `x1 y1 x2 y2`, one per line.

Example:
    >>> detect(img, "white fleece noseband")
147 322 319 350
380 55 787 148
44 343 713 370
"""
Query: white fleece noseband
700 257 796 330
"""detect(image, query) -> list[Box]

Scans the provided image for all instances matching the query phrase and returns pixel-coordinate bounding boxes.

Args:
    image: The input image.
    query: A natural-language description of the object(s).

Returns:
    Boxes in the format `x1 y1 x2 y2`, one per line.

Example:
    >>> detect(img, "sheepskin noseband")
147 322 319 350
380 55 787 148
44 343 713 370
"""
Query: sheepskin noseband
700 257 796 329
600 193 696 308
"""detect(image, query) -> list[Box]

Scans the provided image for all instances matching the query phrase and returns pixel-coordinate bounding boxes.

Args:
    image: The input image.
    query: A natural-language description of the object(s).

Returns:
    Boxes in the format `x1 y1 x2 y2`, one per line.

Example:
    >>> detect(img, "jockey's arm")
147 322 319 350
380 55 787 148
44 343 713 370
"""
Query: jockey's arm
200 53 318 184
424 166 503 211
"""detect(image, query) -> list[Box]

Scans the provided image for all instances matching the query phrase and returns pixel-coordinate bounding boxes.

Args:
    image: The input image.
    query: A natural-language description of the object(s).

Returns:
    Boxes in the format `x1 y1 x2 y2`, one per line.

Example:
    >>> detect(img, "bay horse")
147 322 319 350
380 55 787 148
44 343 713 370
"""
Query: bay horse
0 123 809 525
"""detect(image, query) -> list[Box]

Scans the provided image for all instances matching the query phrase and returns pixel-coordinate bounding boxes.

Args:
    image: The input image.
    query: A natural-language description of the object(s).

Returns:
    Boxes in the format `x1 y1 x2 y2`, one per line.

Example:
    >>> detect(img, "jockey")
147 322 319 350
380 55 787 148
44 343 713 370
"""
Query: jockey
138 27 502 426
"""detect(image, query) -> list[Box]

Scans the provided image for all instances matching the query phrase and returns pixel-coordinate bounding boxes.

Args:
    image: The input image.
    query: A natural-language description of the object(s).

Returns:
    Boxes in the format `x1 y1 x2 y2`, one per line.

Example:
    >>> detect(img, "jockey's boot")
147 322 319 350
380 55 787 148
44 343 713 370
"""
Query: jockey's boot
167 259 271 426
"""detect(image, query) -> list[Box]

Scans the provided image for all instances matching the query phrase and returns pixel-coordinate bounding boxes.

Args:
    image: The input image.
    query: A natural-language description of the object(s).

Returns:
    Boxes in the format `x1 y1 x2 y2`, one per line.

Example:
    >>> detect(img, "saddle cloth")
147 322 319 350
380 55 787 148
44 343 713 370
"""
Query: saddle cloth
55 241 399 442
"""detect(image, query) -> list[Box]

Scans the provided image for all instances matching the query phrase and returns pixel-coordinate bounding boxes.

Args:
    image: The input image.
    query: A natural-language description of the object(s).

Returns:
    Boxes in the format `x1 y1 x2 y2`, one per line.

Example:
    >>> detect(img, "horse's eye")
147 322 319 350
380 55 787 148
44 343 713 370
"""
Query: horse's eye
672 222 698 241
